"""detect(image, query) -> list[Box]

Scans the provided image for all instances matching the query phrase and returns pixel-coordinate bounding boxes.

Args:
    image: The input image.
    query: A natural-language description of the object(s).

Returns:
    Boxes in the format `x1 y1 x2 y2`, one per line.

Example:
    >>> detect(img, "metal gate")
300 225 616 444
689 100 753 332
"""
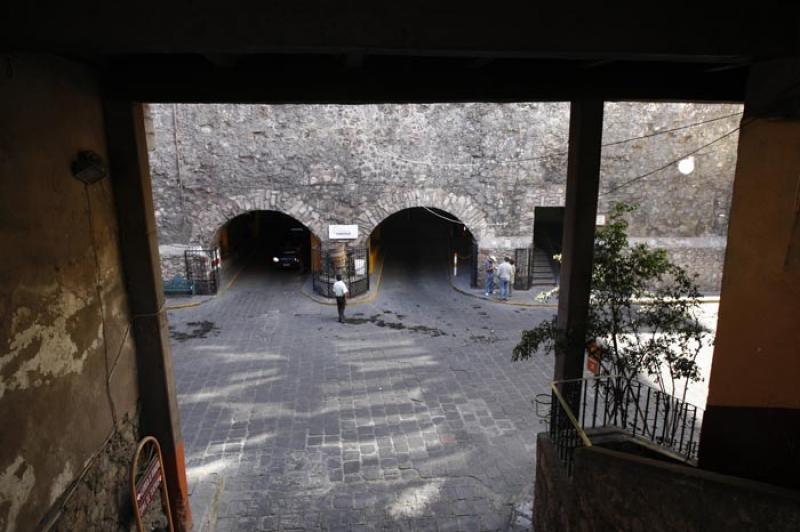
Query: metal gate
312 243 370 298
514 247 534 290
470 240 479 288
184 248 220 295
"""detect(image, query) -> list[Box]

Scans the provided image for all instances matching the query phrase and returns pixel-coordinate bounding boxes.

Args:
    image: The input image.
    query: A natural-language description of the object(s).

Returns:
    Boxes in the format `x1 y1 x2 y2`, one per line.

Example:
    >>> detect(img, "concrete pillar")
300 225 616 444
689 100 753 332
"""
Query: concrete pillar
698 60 800 490
554 100 604 385
104 100 192 529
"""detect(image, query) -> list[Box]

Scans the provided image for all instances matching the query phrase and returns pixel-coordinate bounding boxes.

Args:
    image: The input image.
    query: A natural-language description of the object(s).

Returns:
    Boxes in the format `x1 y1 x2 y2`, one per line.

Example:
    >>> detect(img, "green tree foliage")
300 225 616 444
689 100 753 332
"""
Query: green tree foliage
514 203 709 401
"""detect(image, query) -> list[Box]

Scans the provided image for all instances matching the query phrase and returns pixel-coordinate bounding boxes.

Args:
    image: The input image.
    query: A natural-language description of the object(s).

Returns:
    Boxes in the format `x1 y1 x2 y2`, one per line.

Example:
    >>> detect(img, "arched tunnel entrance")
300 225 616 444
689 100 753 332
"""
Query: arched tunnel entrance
217 210 315 275
370 207 476 285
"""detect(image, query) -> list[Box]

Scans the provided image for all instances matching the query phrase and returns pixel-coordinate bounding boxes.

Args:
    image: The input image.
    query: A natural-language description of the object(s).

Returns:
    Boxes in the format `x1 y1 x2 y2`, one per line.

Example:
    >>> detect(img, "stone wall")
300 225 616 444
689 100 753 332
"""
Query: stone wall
534 434 800 532
147 102 742 292
158 245 189 281
629 237 727 293
0 55 142 532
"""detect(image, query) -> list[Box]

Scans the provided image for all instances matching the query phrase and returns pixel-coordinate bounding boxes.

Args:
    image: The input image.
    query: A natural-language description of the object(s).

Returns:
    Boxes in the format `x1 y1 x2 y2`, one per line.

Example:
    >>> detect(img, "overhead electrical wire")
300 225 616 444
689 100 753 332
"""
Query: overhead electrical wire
381 111 743 168
601 120 749 196
601 110 742 148
176 110 745 195
422 206 465 224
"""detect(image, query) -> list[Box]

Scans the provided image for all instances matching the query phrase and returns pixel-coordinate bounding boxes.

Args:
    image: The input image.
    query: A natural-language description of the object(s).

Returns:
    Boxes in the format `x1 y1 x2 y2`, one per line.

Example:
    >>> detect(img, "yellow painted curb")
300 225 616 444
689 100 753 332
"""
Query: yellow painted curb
448 276 559 308
448 277 720 309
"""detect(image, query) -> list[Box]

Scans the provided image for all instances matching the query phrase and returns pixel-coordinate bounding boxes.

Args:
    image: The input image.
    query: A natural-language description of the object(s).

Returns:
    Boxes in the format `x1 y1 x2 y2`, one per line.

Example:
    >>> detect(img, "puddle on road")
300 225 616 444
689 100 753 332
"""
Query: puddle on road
469 334 501 344
169 320 221 342
344 311 446 337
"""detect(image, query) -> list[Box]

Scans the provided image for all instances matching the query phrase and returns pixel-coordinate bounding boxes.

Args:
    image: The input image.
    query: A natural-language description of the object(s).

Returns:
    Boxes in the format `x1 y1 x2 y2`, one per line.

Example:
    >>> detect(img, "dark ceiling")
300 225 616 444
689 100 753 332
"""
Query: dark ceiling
3 2 799 103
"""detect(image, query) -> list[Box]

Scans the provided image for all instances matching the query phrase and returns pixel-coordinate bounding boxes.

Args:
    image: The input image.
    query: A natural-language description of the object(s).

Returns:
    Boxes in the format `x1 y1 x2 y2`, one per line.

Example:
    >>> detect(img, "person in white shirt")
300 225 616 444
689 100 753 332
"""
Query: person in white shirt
496 257 514 301
332 274 349 323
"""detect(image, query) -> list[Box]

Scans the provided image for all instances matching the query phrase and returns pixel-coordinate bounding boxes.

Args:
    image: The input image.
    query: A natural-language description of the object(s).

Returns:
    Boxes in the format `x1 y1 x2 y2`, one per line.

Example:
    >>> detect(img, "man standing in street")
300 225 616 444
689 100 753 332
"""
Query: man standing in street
484 255 496 297
497 256 514 301
333 274 349 323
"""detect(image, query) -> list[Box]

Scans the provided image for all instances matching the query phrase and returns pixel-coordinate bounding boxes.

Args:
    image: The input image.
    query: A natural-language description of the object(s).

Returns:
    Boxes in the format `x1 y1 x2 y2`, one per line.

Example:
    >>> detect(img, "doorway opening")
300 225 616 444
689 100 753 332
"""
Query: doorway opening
532 206 564 286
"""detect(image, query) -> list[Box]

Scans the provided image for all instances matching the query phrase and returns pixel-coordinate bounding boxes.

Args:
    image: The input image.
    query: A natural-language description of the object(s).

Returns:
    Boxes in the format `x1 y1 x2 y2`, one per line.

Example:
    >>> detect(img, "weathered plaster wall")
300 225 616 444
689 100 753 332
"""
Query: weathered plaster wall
148 102 741 291
0 55 141 531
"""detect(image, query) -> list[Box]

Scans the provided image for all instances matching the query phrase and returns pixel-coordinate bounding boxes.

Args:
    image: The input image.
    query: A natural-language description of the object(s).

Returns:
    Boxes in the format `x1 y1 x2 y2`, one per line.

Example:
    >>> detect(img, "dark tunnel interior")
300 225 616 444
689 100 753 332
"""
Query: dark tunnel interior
371 207 474 278
220 210 312 272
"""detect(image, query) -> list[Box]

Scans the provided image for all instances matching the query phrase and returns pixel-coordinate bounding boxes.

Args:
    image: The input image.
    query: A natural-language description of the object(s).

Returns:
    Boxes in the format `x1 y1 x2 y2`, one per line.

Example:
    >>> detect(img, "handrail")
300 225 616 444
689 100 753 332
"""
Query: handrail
550 381 592 448
554 375 614 385
547 375 703 474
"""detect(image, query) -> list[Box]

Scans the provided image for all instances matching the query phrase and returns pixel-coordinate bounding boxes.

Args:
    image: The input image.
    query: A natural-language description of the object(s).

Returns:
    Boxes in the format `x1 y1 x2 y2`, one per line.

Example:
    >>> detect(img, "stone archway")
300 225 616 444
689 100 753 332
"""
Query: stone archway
191 189 326 247
353 188 493 245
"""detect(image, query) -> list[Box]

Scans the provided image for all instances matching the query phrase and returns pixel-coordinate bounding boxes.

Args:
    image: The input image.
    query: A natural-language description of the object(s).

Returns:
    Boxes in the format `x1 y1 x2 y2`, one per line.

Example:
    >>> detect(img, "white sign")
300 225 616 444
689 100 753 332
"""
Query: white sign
329 225 359 240
596 214 607 226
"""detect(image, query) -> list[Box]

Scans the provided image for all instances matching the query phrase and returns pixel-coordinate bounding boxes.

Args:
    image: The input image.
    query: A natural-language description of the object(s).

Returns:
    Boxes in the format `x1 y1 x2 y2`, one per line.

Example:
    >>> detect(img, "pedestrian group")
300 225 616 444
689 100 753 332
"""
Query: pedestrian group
333 253 517 324
484 255 515 301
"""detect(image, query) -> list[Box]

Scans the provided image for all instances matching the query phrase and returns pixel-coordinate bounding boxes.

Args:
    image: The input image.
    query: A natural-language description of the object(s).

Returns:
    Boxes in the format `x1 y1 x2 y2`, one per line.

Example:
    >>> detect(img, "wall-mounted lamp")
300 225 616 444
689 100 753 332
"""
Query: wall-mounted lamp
71 150 108 184
677 156 695 176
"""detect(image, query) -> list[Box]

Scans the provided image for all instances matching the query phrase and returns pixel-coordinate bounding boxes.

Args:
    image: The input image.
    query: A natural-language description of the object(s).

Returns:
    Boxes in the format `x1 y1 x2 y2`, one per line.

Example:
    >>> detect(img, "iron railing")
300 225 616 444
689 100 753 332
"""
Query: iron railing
513 247 534 290
549 381 593 476
311 243 370 298
548 376 702 475
470 240 479 288
184 248 220 295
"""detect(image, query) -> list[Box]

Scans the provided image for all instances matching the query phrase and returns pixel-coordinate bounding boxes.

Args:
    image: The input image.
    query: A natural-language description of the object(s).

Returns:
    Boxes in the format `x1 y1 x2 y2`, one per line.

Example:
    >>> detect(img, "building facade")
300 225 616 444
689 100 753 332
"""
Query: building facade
147 102 741 292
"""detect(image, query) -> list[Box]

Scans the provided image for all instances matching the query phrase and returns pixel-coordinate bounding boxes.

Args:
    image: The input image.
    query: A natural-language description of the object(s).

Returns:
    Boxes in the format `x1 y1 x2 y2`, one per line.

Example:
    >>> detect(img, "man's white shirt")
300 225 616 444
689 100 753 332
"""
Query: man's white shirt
333 280 349 297
497 261 513 281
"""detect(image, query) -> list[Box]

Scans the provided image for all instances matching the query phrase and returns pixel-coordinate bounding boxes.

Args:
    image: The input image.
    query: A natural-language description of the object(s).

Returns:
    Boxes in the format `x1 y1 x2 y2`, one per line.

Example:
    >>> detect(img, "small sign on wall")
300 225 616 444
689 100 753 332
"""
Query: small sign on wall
596 214 607 226
587 356 601 376
329 225 359 240
131 436 175 532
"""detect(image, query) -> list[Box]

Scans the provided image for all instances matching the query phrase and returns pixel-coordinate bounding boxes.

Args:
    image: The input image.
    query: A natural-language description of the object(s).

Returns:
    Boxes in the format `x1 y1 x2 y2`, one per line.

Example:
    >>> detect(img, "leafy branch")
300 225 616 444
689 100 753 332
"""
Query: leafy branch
514 202 710 404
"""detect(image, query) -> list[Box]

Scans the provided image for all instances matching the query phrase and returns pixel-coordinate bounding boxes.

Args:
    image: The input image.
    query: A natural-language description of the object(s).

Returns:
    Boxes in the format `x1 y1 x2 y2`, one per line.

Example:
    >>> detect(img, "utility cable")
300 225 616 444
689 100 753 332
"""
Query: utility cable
381 111 743 168
83 185 119 428
601 122 747 196
175 111 744 189
180 107 742 193
601 111 743 148
422 206 465 225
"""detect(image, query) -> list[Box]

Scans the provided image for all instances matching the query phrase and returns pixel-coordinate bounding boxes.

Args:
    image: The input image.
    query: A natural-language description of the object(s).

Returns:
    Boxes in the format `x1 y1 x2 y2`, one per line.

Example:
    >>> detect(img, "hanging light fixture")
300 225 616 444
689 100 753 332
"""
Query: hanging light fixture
71 150 108 184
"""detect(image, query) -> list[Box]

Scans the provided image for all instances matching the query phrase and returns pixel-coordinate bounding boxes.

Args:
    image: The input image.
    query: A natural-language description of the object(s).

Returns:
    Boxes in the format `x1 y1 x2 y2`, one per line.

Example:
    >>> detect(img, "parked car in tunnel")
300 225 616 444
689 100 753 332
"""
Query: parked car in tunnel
272 227 307 270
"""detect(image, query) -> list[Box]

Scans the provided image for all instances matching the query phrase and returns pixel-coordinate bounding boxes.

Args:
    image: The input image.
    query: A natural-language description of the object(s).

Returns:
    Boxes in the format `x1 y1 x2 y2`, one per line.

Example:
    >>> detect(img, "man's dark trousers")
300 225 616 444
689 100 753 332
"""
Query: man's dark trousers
336 296 346 322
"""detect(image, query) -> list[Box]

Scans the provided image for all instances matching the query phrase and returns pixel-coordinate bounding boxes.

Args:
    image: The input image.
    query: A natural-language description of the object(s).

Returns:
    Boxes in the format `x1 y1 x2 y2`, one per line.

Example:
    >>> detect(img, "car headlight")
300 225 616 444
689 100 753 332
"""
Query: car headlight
273 257 279 263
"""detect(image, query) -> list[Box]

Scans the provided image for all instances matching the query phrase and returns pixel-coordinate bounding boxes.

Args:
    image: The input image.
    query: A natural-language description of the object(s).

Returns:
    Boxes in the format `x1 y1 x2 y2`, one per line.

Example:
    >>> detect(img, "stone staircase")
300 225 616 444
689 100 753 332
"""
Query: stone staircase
531 248 557 286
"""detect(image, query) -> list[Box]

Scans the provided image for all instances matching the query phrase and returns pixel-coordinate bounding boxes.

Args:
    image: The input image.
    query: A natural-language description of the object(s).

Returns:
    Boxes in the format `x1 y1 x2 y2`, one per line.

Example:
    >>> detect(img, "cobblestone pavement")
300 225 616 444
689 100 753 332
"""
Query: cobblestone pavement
168 255 555 531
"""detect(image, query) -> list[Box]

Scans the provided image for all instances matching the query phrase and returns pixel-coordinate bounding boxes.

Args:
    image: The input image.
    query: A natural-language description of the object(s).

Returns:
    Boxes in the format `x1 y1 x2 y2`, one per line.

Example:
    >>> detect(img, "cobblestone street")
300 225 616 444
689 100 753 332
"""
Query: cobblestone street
168 255 555 531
